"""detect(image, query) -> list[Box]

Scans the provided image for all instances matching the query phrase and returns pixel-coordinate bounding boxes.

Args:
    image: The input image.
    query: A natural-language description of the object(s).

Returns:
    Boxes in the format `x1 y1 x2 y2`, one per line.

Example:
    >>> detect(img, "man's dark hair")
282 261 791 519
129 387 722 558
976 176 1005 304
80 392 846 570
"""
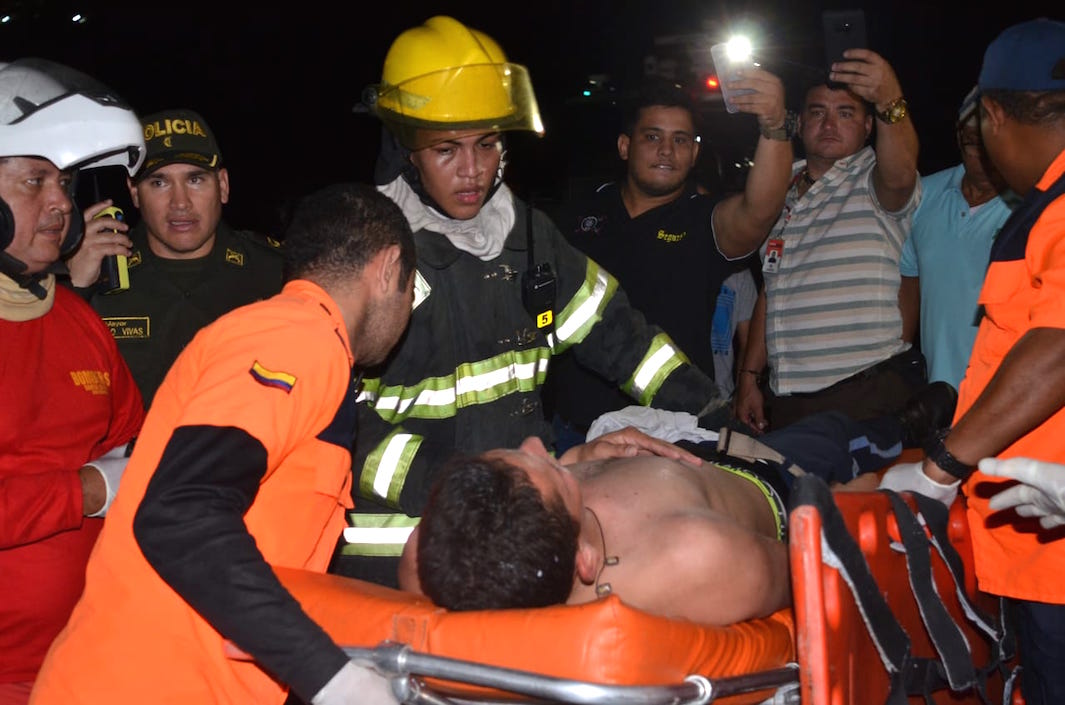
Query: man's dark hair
800 74 872 117
417 454 579 611
981 89 1065 125
620 78 701 137
282 182 416 287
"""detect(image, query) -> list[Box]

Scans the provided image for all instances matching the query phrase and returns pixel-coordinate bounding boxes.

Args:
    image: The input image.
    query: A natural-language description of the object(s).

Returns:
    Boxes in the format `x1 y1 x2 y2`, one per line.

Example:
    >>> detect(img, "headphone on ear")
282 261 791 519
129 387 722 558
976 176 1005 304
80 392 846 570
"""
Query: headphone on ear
0 193 83 257
0 196 14 252
60 195 83 256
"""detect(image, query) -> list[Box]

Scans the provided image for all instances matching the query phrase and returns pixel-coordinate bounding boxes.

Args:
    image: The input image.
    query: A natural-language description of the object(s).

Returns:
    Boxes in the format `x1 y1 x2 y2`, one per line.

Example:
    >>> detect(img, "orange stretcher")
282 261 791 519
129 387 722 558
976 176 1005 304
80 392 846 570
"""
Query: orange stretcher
276 475 1017 705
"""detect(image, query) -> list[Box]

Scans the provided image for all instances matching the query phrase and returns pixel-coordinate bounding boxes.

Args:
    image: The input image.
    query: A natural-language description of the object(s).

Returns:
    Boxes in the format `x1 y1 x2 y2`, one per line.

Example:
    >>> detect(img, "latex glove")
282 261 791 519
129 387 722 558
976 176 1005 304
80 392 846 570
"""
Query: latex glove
879 460 960 507
84 445 130 517
312 660 399 705
979 457 1065 529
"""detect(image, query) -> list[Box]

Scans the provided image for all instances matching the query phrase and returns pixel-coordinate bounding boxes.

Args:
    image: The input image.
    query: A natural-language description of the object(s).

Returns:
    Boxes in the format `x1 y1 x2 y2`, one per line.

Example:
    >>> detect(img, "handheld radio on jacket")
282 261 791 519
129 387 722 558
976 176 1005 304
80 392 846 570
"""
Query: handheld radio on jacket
521 198 556 334
94 206 129 294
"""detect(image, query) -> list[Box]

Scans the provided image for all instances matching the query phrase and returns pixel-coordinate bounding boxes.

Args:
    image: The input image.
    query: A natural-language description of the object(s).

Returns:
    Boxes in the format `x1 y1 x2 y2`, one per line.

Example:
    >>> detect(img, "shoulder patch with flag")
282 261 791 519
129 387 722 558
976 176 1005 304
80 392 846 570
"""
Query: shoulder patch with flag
250 361 296 393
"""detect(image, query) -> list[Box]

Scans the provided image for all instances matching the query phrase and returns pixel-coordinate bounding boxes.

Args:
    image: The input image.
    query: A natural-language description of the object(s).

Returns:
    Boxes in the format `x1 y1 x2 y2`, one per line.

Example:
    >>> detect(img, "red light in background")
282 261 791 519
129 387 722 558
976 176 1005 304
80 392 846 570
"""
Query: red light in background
705 75 720 91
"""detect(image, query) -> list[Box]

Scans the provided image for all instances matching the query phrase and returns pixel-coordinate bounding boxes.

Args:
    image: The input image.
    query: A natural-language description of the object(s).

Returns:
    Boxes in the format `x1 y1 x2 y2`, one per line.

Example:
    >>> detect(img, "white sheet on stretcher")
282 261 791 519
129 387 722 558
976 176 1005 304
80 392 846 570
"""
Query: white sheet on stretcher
587 406 719 445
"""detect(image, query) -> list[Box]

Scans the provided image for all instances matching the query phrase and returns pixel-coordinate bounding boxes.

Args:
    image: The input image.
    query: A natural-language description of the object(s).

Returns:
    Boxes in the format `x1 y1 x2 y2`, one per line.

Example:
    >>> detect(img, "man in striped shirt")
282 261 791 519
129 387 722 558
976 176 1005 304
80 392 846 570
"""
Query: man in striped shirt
735 49 923 431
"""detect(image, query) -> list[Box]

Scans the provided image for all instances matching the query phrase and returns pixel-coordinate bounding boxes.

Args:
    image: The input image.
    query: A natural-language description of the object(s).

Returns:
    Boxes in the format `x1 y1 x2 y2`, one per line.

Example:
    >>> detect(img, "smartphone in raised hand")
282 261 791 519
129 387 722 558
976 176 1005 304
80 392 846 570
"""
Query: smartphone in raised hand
711 41 755 114
822 9 867 75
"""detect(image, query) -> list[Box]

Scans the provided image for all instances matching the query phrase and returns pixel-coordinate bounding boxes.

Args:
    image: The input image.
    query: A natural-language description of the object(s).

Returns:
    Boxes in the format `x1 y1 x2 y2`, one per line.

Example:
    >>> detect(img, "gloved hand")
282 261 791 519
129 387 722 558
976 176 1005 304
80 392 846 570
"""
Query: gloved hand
84 445 130 517
879 460 960 506
979 456 1065 529
311 660 399 705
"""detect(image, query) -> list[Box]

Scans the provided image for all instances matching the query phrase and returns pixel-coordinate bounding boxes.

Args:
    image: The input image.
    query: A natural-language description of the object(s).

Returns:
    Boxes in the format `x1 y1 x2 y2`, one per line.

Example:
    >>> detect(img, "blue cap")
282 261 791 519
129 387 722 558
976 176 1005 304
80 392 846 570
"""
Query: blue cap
978 18 1065 92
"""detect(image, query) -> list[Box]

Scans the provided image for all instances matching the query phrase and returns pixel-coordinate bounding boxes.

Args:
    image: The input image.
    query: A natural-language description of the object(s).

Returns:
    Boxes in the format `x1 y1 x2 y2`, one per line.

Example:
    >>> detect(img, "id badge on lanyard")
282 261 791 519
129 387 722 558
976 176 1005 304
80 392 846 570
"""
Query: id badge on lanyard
763 238 784 273
763 204 792 274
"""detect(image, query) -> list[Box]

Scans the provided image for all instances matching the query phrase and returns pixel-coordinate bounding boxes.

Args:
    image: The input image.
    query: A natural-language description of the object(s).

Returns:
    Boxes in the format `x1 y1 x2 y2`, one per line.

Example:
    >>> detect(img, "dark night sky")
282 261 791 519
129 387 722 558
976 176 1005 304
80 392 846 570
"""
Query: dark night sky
0 0 1059 235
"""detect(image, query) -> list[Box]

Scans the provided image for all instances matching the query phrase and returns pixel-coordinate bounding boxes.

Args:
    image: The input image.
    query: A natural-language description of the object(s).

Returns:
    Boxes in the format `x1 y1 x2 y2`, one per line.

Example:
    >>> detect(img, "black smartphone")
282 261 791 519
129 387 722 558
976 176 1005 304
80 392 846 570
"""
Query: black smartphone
822 9 867 72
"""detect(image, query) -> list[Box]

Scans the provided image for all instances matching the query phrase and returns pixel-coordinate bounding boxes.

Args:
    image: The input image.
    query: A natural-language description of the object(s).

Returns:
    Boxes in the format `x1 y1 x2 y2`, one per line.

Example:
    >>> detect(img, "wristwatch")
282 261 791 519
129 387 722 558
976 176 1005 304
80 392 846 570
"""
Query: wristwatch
876 96 909 125
759 110 798 141
923 428 974 481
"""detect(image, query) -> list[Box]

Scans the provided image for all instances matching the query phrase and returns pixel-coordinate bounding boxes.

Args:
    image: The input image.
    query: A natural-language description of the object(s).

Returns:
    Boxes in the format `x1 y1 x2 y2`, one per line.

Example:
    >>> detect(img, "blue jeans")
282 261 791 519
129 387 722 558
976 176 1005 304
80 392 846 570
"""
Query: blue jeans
760 410 905 486
1009 598 1065 705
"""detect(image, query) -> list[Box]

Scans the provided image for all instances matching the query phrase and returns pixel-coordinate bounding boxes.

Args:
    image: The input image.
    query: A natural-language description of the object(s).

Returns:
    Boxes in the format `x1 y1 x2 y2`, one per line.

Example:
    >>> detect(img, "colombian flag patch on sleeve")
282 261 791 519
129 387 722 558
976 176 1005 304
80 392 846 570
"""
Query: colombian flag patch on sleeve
250 361 297 393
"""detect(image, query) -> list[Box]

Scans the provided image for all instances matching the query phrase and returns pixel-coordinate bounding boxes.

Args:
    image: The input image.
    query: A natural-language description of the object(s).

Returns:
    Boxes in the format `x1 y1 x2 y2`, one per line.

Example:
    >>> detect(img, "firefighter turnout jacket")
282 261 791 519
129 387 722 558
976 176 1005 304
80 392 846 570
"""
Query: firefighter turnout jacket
333 199 724 578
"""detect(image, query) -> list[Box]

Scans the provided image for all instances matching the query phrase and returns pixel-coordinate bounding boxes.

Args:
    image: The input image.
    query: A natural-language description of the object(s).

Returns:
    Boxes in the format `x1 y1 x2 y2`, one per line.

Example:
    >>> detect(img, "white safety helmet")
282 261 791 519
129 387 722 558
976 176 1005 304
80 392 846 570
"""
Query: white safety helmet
0 57 144 175
0 58 144 295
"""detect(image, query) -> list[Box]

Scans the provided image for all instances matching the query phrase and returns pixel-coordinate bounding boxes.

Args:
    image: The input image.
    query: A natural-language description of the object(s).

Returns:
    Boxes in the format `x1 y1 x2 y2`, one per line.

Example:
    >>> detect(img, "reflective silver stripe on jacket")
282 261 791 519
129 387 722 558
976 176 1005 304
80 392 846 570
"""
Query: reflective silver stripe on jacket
357 350 551 423
553 260 617 352
623 332 689 405
339 513 421 557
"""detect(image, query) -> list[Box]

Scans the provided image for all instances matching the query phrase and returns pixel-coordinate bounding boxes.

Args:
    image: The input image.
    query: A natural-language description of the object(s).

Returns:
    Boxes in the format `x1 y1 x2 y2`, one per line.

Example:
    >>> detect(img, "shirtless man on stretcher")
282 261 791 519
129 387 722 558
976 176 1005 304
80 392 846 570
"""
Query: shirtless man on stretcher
399 431 800 626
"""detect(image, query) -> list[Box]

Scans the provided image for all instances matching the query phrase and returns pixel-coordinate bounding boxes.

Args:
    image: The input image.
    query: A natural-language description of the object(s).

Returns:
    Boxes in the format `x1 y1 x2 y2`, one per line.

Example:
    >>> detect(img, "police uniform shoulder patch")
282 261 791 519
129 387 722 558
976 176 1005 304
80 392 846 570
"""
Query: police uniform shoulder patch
235 229 283 252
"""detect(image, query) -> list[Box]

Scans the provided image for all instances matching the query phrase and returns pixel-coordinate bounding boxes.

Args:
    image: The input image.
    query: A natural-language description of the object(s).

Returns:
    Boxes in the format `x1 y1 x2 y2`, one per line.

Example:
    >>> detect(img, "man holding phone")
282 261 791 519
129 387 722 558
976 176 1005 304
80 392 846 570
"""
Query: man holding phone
736 41 923 431
65 109 284 410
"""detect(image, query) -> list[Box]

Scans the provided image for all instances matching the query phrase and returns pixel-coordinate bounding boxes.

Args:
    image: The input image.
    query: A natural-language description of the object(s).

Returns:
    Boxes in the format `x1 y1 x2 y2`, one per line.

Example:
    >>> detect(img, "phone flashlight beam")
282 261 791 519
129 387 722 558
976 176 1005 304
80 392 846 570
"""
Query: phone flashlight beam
725 36 752 62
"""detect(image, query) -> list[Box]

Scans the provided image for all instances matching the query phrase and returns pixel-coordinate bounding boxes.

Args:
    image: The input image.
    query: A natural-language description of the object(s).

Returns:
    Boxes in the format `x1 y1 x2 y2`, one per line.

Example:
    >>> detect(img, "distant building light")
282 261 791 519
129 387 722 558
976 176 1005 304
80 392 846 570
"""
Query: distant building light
71 13 86 23
582 90 592 97
705 76 720 90
0 15 10 23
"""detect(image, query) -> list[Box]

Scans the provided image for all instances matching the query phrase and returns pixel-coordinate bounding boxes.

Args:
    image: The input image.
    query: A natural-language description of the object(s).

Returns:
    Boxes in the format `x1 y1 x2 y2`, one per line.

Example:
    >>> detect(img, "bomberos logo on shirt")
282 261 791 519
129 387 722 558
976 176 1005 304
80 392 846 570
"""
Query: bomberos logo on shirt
70 369 111 395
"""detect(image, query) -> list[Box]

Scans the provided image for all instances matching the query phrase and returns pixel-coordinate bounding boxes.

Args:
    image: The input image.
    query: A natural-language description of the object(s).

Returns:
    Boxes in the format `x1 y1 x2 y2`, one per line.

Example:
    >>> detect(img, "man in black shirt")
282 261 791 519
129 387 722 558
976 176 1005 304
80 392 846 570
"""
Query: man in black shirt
546 77 794 449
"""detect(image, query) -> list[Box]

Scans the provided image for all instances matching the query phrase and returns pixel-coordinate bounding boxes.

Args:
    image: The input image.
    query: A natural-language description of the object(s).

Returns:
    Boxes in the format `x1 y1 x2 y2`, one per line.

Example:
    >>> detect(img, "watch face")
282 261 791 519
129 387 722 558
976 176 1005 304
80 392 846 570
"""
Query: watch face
883 100 907 123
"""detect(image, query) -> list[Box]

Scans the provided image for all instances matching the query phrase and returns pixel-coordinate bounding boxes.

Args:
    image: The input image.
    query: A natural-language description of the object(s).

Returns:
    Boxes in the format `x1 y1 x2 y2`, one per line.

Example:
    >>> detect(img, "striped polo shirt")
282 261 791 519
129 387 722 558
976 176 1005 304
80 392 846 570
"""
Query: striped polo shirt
763 146 920 395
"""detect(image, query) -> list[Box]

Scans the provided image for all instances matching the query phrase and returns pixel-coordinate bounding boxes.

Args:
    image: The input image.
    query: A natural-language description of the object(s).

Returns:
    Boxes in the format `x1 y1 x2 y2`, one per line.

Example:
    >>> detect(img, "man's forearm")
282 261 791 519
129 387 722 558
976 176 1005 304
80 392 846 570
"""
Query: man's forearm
928 327 1065 481
872 114 919 210
739 289 768 374
719 138 793 257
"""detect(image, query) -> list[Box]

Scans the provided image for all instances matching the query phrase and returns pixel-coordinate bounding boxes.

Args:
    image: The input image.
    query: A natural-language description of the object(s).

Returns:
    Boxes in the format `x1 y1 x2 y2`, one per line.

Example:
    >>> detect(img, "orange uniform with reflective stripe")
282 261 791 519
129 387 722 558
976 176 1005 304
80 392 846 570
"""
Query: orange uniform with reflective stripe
31 280 356 704
957 147 1065 603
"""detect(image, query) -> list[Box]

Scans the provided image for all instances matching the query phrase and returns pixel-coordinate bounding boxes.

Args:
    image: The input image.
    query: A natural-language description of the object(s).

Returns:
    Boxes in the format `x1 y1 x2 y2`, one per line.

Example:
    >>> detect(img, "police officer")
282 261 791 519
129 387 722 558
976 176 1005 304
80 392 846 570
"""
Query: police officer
333 16 734 586
66 108 284 409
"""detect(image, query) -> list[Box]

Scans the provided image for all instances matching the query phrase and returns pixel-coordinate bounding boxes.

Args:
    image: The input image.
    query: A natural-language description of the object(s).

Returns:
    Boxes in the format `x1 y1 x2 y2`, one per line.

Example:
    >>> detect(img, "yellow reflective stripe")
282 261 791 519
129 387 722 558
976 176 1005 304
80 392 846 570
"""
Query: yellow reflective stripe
339 513 421 557
623 333 689 405
359 429 421 506
358 348 551 423
554 261 617 352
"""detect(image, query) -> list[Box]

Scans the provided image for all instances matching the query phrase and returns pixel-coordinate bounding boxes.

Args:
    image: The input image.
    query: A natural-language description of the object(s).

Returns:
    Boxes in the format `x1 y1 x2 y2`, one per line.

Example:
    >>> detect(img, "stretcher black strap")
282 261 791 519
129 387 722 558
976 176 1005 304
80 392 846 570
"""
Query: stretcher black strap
791 474 912 705
883 490 976 694
902 492 1018 705
792 475 1020 705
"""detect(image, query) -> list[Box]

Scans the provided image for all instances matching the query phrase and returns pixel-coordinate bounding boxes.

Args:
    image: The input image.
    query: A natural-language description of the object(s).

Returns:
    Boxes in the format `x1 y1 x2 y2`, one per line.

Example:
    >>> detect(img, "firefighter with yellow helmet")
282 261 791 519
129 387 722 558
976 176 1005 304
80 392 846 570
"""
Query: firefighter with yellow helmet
334 16 742 585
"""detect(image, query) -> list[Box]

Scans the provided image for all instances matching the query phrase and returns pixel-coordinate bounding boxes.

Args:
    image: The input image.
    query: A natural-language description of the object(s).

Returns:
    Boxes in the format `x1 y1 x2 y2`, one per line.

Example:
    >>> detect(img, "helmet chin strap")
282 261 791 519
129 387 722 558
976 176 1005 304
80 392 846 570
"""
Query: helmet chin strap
0 250 47 299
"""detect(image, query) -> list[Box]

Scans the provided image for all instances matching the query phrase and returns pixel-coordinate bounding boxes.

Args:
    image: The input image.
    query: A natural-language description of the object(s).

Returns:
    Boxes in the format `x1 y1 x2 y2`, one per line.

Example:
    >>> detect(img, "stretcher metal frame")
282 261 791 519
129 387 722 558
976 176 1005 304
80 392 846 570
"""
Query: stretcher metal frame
283 474 1014 705
344 643 801 705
